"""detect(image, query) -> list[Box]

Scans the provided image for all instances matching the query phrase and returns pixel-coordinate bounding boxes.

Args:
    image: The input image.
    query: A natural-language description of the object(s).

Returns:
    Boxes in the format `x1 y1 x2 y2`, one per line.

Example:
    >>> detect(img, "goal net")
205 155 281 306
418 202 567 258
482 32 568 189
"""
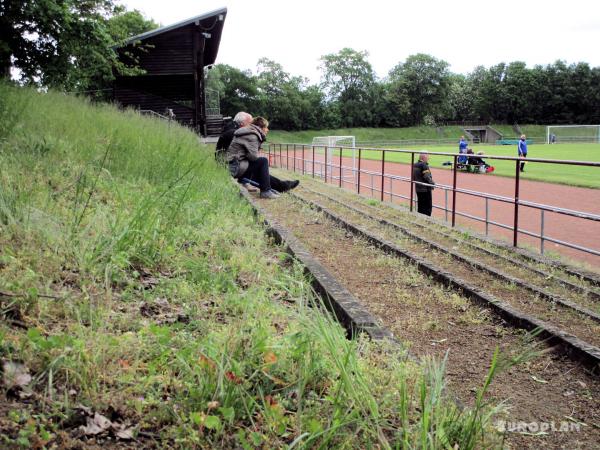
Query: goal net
546 125 600 144
311 136 356 185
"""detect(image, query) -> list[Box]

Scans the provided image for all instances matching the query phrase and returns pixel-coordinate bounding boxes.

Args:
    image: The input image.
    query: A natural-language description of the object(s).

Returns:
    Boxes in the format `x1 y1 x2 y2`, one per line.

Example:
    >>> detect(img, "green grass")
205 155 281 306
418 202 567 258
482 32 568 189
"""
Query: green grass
268 124 551 145
0 82 532 448
270 126 469 143
269 129 600 188
351 143 600 189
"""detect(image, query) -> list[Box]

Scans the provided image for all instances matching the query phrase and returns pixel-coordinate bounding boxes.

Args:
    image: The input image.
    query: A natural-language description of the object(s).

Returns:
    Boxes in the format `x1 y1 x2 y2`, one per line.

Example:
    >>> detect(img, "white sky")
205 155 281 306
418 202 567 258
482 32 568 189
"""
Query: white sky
119 0 600 83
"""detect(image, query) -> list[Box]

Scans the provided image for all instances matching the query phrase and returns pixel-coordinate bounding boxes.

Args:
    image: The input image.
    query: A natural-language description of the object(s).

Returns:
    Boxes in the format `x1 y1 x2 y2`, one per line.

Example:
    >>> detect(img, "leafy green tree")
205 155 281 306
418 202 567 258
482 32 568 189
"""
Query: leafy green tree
255 58 303 129
0 1 155 93
445 74 473 122
206 64 258 117
107 7 158 44
389 54 451 125
467 63 505 122
254 58 336 130
319 48 375 127
376 80 411 127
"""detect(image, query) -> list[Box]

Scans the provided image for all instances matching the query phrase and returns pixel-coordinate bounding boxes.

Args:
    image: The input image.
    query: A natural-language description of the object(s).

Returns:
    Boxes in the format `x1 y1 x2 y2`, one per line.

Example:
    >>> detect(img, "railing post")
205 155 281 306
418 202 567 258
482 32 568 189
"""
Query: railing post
286 144 289 169
267 144 271 167
293 144 296 172
485 197 489 236
410 152 415 212
312 146 315 178
540 209 545 254
357 148 362 194
324 146 328 183
339 147 343 188
513 160 521 247
380 150 386 202
302 145 305 175
279 145 282 168
445 188 448 222
452 155 458 227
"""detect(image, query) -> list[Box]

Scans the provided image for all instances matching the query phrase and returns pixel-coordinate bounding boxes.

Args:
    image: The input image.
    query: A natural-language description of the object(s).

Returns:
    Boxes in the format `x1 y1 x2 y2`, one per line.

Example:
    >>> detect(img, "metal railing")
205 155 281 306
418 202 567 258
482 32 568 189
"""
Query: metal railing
267 143 600 262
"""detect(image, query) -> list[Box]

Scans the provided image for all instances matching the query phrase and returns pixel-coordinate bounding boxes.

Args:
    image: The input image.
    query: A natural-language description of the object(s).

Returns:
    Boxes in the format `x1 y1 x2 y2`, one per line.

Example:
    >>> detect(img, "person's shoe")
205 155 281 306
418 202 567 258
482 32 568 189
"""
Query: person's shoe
280 180 300 192
243 182 259 192
260 189 280 199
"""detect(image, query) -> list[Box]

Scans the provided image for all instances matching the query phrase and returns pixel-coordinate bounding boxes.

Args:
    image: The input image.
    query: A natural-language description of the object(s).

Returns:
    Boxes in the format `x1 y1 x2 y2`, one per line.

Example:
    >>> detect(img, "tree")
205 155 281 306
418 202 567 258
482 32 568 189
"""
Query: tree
467 64 505 122
254 58 335 130
206 64 258 117
445 74 473 122
106 7 157 45
389 54 451 125
319 48 375 127
0 1 155 93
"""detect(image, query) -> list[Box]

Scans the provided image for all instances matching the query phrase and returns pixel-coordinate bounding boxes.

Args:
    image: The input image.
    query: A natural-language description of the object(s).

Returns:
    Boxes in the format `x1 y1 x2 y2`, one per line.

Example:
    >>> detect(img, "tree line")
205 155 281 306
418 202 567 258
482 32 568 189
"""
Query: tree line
2 3 599 130
208 50 600 130
1 0 157 95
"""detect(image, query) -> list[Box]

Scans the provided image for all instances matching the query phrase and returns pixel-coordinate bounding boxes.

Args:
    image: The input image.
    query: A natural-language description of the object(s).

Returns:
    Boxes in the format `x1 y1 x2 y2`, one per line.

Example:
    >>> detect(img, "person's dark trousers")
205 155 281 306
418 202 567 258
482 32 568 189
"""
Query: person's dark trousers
520 155 526 172
242 157 271 192
416 191 432 216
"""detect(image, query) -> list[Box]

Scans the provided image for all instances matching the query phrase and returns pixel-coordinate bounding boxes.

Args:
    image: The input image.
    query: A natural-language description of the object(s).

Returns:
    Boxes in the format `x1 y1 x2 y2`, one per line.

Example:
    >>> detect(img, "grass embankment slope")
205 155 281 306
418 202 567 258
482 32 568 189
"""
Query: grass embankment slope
268 124 548 144
0 84 508 448
269 128 600 189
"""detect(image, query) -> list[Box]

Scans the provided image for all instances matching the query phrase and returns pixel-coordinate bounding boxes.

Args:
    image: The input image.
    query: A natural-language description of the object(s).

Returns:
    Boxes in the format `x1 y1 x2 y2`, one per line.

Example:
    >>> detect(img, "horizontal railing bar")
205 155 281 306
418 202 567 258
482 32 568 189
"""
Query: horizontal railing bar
270 143 600 166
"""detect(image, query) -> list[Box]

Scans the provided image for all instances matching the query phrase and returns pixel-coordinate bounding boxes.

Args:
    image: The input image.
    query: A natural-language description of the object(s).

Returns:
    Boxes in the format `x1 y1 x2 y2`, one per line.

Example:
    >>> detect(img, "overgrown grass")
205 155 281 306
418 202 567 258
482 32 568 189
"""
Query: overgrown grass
268 124 550 145
0 83 524 448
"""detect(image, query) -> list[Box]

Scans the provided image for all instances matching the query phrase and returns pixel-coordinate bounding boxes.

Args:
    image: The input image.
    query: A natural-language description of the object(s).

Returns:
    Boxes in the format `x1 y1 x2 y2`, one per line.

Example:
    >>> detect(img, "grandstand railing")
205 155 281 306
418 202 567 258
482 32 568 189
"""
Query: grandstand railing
266 143 600 262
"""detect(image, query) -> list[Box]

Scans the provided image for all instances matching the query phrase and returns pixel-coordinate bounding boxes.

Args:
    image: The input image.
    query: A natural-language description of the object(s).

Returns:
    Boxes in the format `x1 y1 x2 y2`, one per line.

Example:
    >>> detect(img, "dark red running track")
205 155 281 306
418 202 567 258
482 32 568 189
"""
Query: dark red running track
272 151 600 269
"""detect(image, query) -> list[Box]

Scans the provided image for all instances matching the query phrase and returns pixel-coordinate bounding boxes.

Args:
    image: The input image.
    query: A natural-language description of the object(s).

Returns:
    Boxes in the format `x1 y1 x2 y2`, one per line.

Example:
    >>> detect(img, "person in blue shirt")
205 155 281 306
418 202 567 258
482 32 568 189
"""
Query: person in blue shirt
518 134 527 172
458 136 468 164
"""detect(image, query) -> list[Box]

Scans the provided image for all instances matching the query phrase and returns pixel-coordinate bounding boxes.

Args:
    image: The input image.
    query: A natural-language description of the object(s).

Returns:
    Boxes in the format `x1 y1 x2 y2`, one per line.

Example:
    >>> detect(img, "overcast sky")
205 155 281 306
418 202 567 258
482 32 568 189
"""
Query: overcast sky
119 0 600 83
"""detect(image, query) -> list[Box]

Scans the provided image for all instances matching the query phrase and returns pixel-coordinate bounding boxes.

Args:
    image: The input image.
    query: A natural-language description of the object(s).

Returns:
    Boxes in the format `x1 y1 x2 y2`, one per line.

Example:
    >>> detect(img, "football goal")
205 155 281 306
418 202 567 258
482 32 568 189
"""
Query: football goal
311 136 356 185
546 125 600 144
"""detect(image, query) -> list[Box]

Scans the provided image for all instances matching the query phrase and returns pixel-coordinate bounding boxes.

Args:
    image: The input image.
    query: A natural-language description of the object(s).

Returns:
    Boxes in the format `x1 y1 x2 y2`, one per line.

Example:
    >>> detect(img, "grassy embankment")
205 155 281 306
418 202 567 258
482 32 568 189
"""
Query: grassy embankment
269 129 600 189
0 83 528 448
268 125 549 145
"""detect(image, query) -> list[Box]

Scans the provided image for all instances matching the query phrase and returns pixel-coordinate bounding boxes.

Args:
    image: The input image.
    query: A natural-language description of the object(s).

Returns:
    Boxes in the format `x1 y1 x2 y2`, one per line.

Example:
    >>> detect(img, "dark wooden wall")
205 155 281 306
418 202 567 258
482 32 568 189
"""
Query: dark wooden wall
119 27 195 75
114 74 195 124
113 12 225 135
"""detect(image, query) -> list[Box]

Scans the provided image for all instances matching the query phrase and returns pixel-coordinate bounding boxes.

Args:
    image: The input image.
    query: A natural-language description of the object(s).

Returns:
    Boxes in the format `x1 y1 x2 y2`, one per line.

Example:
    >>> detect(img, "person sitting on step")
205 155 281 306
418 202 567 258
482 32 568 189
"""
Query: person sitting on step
226 116 299 199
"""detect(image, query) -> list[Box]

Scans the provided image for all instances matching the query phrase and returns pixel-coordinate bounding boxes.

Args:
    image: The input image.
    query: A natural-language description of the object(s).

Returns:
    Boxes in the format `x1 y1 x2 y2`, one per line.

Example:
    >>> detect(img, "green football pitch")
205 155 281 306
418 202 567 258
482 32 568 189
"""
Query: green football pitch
343 143 600 189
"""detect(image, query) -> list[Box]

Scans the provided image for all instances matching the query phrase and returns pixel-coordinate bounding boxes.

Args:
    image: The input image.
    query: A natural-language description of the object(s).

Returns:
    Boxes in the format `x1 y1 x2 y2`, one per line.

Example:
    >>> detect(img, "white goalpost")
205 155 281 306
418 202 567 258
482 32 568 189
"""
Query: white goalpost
311 136 357 185
546 125 600 144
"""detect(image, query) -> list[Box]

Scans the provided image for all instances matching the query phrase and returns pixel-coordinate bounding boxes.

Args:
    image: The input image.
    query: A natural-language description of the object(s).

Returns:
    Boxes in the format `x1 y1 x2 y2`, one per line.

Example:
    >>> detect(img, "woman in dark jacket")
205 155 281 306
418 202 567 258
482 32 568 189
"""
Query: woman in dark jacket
226 117 298 199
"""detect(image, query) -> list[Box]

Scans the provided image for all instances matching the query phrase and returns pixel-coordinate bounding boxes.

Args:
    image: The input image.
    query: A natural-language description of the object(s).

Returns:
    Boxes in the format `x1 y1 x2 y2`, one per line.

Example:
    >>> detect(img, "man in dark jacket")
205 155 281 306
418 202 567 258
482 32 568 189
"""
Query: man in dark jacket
215 112 252 161
412 152 435 216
